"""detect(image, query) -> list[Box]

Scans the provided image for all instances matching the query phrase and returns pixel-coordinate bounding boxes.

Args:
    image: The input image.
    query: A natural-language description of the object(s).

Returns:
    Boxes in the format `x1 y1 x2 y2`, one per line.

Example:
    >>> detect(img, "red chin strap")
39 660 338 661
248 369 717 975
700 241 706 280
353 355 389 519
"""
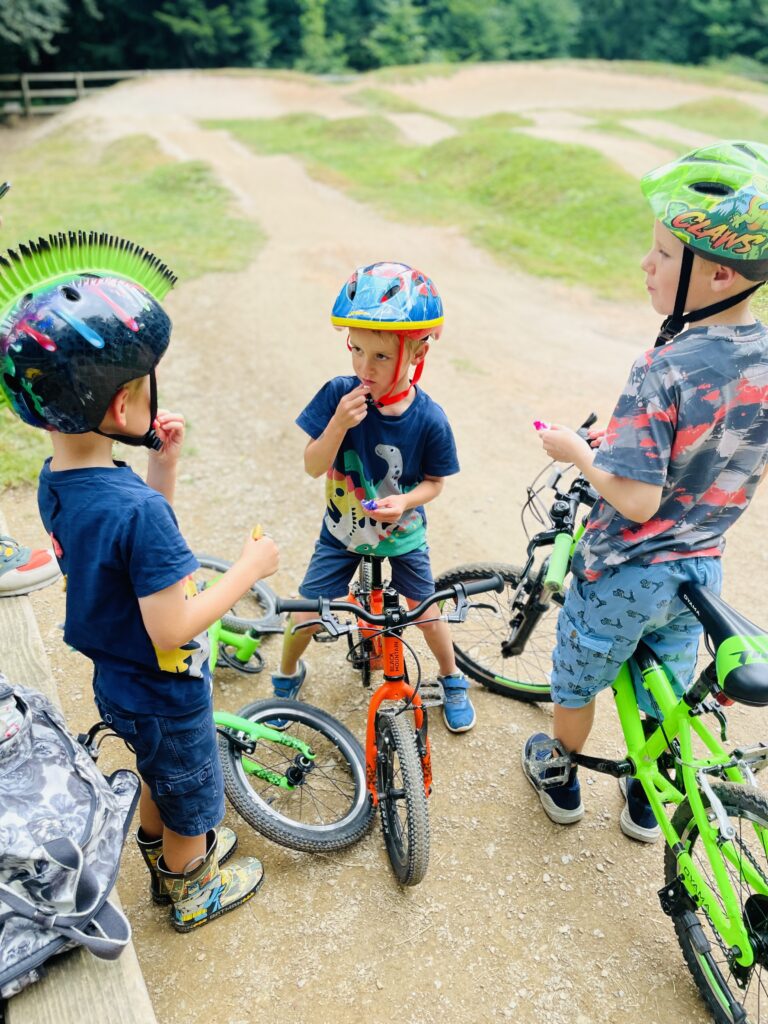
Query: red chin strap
347 333 428 408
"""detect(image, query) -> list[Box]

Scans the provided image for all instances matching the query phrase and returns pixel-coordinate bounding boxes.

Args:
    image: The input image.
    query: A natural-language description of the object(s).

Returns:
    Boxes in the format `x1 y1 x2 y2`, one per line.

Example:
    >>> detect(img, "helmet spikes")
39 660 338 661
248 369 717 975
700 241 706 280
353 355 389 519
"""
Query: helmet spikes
0 230 177 325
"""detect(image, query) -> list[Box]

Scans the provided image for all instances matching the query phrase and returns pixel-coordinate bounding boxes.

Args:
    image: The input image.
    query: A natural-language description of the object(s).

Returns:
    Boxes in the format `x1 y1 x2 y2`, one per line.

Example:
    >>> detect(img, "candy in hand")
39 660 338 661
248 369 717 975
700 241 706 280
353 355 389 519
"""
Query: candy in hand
251 525 263 540
533 420 551 432
361 498 378 511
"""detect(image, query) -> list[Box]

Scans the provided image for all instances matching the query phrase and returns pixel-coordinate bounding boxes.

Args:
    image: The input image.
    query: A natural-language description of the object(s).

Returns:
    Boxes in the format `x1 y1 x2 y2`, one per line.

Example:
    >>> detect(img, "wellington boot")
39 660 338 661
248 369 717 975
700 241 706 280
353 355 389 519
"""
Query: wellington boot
156 833 264 932
136 826 239 905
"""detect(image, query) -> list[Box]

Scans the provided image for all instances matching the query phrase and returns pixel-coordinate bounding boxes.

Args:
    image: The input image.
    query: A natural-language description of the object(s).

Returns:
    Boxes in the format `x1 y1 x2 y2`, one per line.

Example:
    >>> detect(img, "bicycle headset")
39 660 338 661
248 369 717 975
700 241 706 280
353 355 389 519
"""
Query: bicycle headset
0 230 176 450
330 261 444 407
641 140 768 347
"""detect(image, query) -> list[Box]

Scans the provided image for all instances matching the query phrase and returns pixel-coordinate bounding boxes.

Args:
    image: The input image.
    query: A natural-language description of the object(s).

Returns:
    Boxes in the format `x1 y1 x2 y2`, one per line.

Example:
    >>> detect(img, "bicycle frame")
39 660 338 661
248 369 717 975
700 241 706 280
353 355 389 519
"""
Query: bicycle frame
533 473 768 970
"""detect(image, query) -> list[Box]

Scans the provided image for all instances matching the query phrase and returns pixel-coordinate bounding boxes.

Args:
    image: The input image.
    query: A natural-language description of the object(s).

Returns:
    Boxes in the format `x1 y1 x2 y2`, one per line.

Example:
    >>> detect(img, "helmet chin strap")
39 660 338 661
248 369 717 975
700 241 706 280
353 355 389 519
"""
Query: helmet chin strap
96 369 163 451
655 247 764 348
372 335 426 408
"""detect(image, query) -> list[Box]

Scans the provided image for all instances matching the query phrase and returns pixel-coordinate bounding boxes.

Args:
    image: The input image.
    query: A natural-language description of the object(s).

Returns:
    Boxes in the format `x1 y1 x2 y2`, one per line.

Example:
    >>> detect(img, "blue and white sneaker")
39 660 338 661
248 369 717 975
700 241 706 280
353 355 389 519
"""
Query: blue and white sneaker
439 674 476 733
521 732 584 825
618 776 660 843
267 660 307 730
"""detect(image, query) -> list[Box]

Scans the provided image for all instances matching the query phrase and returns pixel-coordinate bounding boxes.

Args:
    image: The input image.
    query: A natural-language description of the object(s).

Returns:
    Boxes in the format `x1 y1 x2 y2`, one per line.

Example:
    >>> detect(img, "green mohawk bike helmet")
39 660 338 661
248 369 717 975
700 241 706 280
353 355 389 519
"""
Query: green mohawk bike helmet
0 230 176 449
641 140 768 345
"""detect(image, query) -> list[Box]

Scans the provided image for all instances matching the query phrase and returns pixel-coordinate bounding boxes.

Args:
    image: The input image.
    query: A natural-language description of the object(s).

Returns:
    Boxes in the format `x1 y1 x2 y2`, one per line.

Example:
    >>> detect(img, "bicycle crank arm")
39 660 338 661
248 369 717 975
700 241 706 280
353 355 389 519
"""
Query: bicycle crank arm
571 753 634 778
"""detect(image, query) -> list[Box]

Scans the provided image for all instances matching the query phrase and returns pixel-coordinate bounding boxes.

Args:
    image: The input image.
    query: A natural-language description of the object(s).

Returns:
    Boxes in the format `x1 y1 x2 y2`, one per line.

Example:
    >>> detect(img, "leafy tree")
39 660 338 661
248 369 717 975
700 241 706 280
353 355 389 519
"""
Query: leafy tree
363 0 427 66
295 0 346 72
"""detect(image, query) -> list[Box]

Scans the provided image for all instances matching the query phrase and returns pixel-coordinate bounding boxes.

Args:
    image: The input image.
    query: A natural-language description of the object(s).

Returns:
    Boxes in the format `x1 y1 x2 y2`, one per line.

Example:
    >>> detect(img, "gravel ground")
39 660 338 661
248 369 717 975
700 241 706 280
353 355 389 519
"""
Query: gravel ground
4 63 768 1024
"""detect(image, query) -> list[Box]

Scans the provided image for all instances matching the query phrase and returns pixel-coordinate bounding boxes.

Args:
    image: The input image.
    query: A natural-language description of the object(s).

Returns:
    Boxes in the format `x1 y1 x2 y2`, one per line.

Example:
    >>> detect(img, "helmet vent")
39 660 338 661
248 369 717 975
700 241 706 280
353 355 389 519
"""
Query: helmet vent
61 285 81 302
346 272 358 301
380 282 402 302
690 181 734 197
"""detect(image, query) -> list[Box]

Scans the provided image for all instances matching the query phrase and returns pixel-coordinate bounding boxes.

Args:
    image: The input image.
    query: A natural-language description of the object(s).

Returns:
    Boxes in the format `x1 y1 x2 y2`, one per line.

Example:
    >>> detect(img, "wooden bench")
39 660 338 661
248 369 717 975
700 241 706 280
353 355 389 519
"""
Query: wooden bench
0 511 157 1024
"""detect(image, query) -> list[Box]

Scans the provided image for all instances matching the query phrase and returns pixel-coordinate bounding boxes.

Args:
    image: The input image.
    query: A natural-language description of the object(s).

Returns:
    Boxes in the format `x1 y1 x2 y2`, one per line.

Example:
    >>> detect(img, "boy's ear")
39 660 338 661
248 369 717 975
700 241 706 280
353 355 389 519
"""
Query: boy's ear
103 386 130 430
411 341 429 366
710 262 741 292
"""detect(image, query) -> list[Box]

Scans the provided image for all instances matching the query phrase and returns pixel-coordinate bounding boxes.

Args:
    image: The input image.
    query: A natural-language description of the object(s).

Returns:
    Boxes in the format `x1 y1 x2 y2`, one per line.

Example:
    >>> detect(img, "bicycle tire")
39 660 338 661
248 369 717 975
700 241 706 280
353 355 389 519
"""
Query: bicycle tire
664 781 768 1024
219 698 374 852
434 563 555 702
376 711 430 886
194 555 283 634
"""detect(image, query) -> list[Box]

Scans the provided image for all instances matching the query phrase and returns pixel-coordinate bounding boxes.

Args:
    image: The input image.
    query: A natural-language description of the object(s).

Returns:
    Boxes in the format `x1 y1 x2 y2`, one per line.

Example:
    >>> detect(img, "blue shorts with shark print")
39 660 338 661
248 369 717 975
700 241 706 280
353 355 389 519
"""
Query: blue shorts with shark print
299 533 435 602
552 556 722 713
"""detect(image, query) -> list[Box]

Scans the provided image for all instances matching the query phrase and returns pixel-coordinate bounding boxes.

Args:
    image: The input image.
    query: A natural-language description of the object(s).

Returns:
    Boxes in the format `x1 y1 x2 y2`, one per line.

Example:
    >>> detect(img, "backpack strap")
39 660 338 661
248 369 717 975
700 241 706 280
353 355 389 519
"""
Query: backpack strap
0 837 131 961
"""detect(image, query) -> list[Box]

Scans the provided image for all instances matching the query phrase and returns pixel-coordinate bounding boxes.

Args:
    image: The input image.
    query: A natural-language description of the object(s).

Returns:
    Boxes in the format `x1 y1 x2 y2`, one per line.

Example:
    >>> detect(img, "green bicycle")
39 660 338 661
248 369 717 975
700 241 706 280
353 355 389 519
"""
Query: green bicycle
82 560 374 854
436 417 768 1024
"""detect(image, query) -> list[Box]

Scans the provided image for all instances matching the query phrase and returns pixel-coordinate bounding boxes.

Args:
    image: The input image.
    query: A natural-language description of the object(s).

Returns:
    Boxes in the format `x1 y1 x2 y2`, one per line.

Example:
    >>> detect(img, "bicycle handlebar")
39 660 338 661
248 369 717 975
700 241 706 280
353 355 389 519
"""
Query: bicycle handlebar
275 574 504 628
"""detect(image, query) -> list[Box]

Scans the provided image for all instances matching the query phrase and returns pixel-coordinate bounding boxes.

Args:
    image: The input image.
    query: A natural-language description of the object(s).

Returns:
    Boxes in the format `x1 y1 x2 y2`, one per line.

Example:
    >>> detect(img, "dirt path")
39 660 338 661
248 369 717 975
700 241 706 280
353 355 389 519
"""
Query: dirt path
5 63 768 1024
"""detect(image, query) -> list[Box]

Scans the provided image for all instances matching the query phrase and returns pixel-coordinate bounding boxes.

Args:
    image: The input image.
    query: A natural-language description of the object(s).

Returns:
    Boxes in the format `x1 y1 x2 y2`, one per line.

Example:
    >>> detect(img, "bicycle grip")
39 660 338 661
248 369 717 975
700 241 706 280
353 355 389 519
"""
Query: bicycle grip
274 597 319 615
461 574 505 596
543 533 572 594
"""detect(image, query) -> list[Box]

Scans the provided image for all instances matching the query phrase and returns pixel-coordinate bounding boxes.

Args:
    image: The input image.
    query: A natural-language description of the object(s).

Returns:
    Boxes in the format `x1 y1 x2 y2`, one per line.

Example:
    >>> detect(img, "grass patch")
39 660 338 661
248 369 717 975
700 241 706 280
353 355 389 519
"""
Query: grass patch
570 58 768 93
209 111 649 299
0 128 262 487
348 87 435 115
589 97 767 146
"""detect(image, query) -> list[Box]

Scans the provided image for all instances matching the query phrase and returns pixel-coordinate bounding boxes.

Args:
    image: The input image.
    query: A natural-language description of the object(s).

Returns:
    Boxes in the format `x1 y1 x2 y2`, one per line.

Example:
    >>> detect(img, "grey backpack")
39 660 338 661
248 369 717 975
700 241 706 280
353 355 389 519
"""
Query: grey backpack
0 675 140 998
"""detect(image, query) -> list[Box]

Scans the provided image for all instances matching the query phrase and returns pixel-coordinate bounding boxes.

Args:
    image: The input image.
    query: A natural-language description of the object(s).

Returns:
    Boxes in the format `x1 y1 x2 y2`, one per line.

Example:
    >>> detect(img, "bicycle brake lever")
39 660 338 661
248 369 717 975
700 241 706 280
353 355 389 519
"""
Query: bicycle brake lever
290 599 349 639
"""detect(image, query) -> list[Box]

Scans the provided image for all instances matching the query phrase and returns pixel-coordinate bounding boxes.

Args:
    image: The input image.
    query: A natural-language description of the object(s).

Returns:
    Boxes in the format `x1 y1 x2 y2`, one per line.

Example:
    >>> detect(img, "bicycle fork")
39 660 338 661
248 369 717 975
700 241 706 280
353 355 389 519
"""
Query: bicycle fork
366 681 433 805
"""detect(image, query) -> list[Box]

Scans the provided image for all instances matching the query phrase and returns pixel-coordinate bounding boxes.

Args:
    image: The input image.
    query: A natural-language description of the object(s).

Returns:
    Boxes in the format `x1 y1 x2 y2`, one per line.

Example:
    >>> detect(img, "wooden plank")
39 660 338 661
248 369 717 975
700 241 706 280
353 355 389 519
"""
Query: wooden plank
0 511 157 1024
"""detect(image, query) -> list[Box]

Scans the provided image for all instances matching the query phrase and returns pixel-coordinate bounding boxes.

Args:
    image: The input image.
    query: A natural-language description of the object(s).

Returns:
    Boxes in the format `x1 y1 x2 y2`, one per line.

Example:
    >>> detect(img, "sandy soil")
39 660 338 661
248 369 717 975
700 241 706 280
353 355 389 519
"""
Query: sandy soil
4 62 768 1024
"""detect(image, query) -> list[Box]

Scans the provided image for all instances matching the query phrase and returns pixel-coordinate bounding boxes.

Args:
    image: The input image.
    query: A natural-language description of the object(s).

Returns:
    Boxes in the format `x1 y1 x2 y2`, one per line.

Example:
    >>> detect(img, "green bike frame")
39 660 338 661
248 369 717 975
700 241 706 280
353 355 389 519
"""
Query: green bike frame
212 710 315 788
544 518 768 969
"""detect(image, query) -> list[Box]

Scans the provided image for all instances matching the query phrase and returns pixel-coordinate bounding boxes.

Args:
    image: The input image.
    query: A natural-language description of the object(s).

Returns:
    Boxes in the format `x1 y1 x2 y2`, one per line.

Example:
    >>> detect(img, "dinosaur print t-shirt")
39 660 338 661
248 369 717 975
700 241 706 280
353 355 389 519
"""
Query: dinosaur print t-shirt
38 459 211 715
297 376 460 556
572 322 768 581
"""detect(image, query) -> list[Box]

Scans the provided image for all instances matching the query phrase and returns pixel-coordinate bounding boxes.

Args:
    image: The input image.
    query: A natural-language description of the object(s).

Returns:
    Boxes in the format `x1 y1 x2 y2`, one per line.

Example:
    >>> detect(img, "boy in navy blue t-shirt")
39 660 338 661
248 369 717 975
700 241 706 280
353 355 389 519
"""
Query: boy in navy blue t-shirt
0 235 278 932
270 261 476 733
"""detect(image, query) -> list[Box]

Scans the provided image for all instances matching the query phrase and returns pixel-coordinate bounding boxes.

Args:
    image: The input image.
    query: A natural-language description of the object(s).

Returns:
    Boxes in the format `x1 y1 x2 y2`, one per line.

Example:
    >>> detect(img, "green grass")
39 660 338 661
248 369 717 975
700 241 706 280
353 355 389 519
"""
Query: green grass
348 87 437 115
208 111 649 298
589 97 767 147
0 128 262 487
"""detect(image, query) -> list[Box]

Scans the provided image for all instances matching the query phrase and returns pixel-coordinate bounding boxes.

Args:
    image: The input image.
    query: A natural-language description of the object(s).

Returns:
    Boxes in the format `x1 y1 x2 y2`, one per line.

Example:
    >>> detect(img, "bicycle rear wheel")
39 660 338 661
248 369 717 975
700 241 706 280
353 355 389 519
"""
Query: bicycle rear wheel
434 563 555 701
376 711 429 886
219 699 373 852
194 555 283 634
664 781 768 1023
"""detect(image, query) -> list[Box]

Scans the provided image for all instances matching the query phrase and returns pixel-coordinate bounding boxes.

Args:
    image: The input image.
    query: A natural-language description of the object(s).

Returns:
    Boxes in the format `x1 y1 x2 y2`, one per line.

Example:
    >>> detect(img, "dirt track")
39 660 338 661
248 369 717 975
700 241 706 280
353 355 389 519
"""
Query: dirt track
5 63 768 1024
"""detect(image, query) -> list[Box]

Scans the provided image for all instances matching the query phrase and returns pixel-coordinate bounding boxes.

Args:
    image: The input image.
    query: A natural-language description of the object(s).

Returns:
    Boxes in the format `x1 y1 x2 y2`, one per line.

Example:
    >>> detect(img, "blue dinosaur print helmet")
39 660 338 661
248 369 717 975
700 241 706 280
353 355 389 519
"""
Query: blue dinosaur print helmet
331 262 444 340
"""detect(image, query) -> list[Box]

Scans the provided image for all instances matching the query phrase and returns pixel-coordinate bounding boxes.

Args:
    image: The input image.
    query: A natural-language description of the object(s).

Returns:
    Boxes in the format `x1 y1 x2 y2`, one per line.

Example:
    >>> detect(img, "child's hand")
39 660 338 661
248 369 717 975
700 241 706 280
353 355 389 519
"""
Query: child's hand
539 424 591 466
365 494 408 523
151 409 185 463
238 530 279 581
332 384 370 431
585 427 606 449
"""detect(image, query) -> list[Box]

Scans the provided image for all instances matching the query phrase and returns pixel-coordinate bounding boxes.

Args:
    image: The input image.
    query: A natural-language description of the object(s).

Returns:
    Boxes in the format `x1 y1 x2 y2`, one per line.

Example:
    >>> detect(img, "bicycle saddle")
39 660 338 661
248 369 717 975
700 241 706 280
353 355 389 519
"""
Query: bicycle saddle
680 582 768 707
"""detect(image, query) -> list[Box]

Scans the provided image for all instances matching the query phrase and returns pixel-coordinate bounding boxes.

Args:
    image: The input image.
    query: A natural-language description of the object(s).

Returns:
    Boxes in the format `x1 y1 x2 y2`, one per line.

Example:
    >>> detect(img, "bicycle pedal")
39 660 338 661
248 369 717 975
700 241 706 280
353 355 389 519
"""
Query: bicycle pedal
417 682 444 708
525 737 572 790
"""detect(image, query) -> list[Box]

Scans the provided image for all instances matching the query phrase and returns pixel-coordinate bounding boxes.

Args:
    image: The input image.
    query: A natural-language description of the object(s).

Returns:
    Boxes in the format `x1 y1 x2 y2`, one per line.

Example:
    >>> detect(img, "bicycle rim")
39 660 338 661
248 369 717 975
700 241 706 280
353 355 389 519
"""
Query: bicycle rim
220 699 373 852
665 782 768 1023
376 711 430 886
194 555 283 634
434 563 555 701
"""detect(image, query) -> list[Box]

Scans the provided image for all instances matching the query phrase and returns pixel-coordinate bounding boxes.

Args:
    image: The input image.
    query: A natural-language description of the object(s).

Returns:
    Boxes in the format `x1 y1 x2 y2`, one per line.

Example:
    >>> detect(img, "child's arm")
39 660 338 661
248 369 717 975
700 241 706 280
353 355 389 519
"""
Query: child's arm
539 425 662 523
138 532 279 651
366 476 444 523
146 409 185 504
304 384 370 478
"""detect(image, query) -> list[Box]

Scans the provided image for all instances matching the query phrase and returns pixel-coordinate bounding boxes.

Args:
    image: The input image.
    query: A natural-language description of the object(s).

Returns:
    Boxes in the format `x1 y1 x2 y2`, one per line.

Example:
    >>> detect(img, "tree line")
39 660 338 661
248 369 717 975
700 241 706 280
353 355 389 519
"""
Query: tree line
1 0 767 76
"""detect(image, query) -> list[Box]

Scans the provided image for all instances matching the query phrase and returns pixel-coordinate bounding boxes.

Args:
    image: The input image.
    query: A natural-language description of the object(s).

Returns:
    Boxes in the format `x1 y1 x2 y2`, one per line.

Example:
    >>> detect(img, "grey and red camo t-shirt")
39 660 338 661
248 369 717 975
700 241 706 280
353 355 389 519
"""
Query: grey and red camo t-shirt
572 322 768 582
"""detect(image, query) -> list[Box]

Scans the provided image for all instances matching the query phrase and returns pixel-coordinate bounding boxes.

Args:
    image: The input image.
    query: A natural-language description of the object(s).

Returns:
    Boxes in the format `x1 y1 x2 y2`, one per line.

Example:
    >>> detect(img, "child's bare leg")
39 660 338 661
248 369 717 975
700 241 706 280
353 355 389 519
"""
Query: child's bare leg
405 598 457 675
553 701 595 754
279 611 320 675
141 782 206 871
139 781 164 840
162 828 208 873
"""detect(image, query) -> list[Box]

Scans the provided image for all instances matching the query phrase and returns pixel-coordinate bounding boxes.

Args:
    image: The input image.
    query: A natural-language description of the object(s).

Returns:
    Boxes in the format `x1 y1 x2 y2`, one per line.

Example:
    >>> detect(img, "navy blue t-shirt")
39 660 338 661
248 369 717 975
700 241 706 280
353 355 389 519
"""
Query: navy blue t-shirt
38 459 210 715
297 377 460 555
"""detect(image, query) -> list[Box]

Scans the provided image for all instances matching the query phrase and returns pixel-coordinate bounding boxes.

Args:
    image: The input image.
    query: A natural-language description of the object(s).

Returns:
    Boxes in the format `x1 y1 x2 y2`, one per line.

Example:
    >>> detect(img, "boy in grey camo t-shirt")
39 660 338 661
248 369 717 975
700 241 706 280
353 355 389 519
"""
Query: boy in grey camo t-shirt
522 140 768 840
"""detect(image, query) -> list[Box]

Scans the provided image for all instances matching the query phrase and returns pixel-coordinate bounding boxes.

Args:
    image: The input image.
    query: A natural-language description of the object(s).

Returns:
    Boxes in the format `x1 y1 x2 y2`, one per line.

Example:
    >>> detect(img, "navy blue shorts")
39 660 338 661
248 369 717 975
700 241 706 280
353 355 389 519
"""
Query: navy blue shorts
95 695 224 837
299 533 435 601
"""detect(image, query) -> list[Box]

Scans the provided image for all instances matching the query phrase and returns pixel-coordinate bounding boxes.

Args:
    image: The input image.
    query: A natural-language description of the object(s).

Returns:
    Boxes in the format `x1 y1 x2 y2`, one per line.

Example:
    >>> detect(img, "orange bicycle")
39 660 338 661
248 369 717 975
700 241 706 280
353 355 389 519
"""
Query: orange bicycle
275 563 502 886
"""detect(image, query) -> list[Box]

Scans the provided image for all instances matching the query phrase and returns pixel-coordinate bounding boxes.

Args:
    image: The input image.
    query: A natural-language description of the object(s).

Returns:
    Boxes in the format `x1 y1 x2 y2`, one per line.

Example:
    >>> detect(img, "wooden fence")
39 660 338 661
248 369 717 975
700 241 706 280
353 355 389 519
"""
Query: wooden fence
0 70 146 117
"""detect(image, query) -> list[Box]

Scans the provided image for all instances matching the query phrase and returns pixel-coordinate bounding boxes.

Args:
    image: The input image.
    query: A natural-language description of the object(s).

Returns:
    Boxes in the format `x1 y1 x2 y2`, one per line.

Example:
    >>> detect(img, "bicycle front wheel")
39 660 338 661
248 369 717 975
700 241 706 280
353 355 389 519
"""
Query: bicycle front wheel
434 563 555 701
220 699 374 852
665 781 768 1024
195 555 283 634
376 711 429 886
